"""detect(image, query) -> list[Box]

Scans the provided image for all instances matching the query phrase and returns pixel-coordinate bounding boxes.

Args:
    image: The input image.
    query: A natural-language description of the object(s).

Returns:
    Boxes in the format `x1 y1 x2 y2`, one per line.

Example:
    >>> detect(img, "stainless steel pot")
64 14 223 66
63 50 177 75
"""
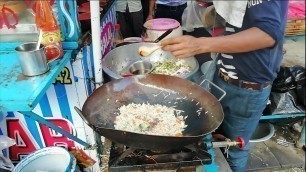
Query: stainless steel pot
102 43 199 80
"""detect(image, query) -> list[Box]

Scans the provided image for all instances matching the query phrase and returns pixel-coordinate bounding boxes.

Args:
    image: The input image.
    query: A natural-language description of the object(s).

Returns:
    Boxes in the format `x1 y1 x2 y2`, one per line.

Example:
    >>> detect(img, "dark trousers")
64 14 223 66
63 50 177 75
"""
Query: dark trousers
155 3 187 24
141 0 150 23
117 10 144 38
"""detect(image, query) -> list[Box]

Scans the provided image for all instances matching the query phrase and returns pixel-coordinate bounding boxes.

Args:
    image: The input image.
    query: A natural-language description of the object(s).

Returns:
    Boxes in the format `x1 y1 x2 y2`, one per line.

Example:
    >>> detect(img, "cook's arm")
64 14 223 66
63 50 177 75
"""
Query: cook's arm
146 0 156 21
200 0 283 54
161 27 275 58
199 27 275 53
161 1 284 58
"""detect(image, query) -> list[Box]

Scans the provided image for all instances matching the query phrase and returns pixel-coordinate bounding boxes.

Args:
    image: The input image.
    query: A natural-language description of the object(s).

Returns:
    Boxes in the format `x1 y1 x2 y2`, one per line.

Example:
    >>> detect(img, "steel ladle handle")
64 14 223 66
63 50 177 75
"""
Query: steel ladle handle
153 29 173 43
74 106 92 128
199 79 226 101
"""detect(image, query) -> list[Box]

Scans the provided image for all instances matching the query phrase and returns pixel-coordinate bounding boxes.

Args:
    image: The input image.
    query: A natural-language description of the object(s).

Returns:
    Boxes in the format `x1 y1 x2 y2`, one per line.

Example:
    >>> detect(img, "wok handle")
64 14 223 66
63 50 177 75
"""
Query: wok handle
74 107 92 128
211 137 245 149
199 79 226 101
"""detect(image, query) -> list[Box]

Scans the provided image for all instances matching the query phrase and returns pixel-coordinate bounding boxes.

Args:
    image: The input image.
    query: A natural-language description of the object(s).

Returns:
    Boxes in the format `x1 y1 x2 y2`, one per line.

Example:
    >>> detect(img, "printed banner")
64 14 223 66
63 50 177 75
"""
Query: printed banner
100 4 117 57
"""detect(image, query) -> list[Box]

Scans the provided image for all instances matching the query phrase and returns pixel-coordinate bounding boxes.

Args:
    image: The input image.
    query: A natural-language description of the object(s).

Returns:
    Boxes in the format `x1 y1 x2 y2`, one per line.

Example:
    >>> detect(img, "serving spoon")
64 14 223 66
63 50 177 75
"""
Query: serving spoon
138 46 162 57
138 29 173 57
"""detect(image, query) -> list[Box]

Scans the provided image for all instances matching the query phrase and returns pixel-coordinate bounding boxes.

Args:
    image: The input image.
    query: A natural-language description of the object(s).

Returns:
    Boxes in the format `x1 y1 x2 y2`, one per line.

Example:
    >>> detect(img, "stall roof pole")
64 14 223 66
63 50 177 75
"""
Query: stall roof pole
90 0 103 88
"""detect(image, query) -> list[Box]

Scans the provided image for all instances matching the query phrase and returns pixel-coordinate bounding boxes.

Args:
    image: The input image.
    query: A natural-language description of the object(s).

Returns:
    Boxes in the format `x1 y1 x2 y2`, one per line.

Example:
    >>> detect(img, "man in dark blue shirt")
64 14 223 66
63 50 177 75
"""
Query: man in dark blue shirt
161 1 289 171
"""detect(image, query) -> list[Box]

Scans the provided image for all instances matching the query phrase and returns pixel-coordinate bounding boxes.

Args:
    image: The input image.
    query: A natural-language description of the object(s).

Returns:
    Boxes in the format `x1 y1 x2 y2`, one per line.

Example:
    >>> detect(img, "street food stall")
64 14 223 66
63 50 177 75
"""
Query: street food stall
0 0 305 171
0 1 244 171
0 0 116 171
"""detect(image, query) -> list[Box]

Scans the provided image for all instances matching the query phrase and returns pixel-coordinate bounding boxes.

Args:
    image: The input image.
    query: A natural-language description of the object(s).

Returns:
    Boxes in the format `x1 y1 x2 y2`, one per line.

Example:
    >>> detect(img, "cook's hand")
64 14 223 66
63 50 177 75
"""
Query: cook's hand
160 35 203 59
146 14 154 21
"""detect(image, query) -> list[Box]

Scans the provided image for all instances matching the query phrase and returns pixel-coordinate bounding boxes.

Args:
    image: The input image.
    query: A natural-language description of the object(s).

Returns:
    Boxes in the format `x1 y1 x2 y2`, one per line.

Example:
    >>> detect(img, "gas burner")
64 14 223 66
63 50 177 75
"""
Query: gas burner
108 143 212 171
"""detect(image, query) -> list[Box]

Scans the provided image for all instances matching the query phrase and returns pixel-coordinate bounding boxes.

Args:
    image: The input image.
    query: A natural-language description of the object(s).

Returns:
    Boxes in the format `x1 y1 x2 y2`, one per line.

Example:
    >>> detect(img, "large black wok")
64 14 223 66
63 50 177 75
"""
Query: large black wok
76 74 224 150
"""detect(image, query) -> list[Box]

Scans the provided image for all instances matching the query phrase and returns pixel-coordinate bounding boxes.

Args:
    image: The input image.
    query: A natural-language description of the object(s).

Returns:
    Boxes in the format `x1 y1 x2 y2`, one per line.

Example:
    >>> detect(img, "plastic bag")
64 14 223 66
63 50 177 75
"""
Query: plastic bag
182 2 225 35
197 58 217 93
200 60 216 81
295 68 305 106
0 2 21 29
263 91 305 125
272 65 305 92
272 65 305 106
0 136 16 171
263 91 305 115
182 1 207 32
272 66 295 92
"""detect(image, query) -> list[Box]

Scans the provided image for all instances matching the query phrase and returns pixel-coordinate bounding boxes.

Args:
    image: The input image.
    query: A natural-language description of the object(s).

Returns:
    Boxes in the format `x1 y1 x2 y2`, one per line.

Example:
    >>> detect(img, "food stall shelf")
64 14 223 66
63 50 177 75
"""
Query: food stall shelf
0 51 72 112
0 42 79 51
0 0 93 151
260 113 305 120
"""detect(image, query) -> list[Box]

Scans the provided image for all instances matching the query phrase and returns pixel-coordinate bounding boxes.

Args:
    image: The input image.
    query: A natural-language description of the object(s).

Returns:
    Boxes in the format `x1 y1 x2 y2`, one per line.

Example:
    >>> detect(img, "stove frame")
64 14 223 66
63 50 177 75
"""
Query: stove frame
101 135 221 172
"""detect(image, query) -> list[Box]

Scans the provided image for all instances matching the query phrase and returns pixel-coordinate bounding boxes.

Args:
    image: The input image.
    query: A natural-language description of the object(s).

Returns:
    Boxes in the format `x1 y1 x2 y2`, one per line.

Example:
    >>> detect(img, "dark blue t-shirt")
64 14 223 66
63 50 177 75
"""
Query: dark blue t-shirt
216 0 289 84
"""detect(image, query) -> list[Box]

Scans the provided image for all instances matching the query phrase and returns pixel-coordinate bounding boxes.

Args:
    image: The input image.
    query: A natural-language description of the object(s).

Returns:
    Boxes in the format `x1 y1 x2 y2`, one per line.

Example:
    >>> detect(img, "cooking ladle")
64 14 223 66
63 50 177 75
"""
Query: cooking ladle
138 29 173 57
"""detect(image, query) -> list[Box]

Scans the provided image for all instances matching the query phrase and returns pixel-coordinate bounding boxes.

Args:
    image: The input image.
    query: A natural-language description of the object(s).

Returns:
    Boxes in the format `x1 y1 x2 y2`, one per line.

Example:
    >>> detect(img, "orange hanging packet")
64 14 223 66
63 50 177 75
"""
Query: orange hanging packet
35 0 63 62
70 148 97 168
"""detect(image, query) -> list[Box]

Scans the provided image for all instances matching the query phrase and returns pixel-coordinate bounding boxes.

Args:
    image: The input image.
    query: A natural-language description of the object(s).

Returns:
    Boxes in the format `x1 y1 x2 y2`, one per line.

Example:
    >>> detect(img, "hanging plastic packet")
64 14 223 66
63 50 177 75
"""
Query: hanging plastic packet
0 3 20 29
181 1 207 32
0 136 16 171
70 147 96 168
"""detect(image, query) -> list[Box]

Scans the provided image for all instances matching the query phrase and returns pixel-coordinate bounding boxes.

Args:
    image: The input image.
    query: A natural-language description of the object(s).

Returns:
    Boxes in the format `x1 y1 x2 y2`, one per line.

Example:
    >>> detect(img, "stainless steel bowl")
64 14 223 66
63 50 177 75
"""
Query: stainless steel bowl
250 123 275 143
128 60 154 75
102 43 199 80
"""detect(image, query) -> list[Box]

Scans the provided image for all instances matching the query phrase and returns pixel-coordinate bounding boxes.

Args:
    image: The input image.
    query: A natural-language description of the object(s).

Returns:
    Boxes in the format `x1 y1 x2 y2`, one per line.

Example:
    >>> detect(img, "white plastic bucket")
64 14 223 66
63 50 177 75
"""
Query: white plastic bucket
144 18 183 42
12 147 77 172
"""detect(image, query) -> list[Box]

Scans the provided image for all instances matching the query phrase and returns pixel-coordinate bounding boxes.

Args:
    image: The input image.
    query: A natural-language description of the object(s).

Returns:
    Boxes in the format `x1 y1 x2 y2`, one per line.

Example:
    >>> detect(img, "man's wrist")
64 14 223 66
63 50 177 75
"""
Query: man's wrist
196 37 212 54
